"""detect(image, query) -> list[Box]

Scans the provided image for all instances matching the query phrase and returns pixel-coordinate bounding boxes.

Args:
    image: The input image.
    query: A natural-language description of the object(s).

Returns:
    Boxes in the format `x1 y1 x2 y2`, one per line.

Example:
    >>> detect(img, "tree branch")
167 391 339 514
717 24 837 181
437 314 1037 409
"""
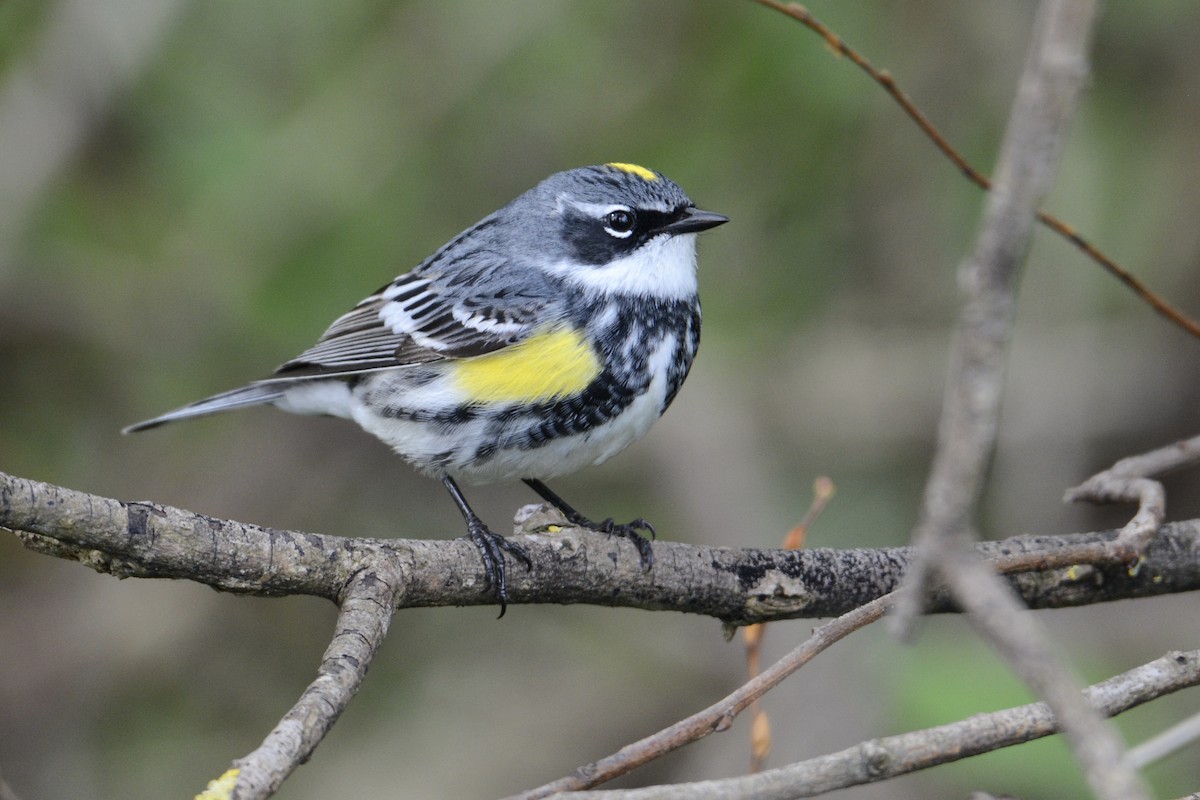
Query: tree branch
228 564 401 798
4 470 1199 623
936 547 1149 800
551 651 1200 799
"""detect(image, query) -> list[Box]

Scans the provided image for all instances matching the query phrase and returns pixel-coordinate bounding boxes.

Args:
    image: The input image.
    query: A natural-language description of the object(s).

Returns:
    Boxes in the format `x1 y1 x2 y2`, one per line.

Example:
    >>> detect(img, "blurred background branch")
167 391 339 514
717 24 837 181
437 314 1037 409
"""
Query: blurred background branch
898 0 1096 626
757 0 1200 342
883 3 1153 797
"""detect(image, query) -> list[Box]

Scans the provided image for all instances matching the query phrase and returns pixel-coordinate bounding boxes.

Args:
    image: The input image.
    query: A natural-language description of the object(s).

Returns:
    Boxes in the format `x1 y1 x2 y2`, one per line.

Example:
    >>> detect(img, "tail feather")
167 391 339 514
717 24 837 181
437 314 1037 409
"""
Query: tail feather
123 383 286 434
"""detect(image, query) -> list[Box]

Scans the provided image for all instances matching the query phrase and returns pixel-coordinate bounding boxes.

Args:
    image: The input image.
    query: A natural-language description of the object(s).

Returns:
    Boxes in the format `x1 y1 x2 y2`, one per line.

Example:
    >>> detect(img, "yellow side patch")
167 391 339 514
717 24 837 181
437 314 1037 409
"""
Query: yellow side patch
195 768 240 800
454 327 601 404
607 162 658 182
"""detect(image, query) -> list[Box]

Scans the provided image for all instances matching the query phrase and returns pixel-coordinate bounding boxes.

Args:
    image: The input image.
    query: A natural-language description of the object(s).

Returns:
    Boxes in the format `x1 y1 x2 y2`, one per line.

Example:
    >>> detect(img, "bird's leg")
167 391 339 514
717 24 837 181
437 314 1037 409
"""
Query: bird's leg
441 476 532 617
522 478 654 571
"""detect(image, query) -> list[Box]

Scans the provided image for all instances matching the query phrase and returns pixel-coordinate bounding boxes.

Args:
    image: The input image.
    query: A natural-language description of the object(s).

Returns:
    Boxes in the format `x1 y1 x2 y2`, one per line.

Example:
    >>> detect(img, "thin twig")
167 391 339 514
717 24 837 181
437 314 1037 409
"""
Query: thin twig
554 651 1199 799
741 477 835 772
1128 708 1200 769
508 594 892 800
751 0 1200 340
740 10 1192 792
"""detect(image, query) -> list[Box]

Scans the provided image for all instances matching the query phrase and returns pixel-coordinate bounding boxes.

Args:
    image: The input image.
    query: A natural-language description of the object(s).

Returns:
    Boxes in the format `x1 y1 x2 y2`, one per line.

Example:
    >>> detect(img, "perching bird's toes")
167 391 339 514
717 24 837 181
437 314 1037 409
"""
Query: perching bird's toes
591 517 656 571
465 521 532 618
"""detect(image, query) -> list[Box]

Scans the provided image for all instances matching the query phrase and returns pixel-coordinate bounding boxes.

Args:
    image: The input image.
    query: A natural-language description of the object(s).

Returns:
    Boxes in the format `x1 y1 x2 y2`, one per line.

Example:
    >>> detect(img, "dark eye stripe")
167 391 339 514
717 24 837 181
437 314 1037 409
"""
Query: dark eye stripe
640 207 686 235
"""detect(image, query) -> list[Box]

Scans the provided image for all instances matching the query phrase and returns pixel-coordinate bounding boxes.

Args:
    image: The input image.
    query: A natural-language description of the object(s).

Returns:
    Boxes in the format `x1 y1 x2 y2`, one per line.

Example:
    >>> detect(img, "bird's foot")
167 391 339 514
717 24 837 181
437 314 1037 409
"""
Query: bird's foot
578 516 656 571
466 520 532 618
520 479 655 571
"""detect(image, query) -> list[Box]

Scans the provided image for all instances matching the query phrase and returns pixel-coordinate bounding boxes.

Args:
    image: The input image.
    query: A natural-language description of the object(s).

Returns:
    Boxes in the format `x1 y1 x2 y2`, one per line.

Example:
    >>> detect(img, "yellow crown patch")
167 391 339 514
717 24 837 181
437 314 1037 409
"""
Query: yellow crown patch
606 162 658 182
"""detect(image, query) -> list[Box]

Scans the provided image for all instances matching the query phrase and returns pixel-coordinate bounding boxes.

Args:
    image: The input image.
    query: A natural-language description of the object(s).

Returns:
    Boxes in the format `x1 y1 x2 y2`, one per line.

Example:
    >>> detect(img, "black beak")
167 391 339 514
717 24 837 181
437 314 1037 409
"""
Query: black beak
661 207 729 235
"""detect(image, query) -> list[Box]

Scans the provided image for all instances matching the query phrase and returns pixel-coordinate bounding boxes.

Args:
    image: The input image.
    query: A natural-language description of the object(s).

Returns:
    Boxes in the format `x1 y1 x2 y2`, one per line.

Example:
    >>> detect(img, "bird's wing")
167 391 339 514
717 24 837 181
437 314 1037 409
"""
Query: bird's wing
268 258 555 380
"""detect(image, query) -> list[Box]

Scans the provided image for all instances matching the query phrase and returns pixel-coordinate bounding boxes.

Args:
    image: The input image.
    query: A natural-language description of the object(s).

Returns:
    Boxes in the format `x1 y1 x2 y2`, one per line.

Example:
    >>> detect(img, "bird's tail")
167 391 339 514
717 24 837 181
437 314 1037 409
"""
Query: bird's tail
122 383 285 434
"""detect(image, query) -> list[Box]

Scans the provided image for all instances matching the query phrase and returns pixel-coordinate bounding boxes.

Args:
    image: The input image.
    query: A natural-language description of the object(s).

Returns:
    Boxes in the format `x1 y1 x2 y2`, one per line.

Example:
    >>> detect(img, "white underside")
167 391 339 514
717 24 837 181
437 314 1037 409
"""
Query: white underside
272 335 678 484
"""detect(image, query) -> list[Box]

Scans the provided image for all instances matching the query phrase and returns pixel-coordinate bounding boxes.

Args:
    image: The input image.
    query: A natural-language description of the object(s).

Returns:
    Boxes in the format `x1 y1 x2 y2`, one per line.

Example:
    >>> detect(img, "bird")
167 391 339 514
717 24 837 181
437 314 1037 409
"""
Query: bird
124 162 728 615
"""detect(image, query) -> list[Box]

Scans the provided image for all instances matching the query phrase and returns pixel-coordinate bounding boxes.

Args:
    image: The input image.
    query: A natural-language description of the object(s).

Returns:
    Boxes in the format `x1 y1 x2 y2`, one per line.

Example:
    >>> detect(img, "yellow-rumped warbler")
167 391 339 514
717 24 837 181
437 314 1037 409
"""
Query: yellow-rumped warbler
125 163 727 613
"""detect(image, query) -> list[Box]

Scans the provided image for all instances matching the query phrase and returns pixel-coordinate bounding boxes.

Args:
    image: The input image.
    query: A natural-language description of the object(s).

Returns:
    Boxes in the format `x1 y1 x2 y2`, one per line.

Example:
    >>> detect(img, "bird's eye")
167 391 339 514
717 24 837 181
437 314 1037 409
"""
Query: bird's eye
603 208 636 238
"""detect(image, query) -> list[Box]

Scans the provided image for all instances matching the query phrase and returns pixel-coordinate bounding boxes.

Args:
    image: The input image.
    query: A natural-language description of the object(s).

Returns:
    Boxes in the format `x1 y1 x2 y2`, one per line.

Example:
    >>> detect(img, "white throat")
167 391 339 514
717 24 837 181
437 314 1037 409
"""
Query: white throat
548 233 699 300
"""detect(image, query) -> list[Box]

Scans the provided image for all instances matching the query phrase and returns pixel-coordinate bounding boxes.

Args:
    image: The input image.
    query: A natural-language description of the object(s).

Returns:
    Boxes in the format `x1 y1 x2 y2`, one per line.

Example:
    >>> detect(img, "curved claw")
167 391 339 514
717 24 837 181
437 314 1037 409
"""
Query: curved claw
628 518 656 541
466 522 531 618
497 535 534 571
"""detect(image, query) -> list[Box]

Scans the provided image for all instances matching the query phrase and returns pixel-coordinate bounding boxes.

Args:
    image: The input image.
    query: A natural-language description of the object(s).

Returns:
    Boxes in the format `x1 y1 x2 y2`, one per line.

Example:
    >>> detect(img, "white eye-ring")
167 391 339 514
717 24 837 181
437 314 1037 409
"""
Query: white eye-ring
603 207 636 239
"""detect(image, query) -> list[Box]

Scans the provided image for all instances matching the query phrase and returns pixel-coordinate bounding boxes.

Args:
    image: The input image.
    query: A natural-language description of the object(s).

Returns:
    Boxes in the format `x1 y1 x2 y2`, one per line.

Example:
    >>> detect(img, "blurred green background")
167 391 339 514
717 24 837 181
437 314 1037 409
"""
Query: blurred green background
2 2 1199 798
